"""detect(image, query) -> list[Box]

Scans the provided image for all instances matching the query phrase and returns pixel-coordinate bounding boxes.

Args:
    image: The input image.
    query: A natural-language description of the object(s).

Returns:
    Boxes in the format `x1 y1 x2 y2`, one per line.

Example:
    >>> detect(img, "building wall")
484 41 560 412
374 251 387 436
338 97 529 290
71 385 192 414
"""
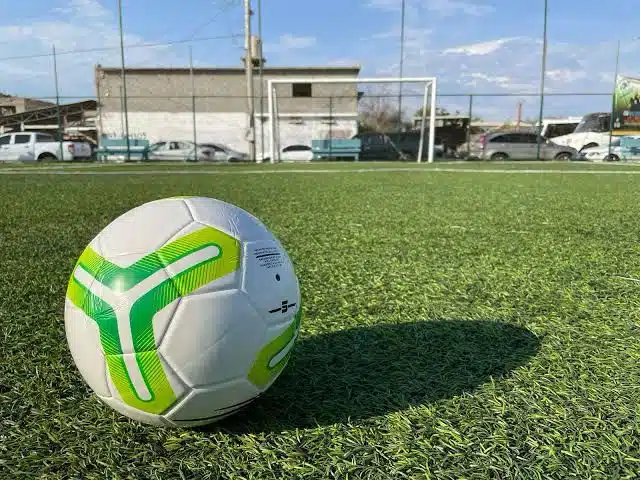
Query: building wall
100 111 358 155
96 68 360 114
96 66 361 155
0 96 54 116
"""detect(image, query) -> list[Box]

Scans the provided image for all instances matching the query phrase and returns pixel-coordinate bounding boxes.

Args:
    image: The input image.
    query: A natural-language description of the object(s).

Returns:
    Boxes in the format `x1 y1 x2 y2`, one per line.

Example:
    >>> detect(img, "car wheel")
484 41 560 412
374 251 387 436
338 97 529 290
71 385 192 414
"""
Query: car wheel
605 154 620 162
490 152 509 161
38 153 57 162
554 152 573 161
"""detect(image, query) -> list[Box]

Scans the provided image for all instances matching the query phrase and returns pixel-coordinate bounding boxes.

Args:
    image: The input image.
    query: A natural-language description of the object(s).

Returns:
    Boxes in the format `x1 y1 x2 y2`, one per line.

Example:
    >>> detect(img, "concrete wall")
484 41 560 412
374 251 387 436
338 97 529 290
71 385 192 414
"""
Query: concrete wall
100 111 358 155
0 96 53 116
96 67 360 115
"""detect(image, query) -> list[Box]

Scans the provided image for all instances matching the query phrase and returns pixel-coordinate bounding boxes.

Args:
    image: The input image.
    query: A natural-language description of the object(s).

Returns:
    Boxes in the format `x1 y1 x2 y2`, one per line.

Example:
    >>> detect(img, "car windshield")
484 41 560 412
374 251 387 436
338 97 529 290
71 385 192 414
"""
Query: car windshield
573 114 611 134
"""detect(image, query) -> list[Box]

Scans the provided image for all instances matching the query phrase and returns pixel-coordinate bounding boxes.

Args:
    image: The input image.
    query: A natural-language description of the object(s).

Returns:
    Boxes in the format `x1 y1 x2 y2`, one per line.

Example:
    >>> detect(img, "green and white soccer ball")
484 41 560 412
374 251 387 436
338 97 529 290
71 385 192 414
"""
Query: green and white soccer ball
64 197 301 427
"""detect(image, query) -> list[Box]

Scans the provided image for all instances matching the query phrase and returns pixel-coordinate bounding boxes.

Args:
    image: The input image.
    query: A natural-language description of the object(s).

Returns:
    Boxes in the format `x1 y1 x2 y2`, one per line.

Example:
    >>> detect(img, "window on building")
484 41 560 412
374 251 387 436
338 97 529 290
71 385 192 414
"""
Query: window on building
292 83 312 98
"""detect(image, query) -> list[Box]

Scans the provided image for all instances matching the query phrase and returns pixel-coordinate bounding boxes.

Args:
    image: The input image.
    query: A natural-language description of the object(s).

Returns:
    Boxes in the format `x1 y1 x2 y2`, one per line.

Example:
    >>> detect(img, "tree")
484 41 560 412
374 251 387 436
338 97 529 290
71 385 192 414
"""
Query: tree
359 95 410 133
414 106 453 118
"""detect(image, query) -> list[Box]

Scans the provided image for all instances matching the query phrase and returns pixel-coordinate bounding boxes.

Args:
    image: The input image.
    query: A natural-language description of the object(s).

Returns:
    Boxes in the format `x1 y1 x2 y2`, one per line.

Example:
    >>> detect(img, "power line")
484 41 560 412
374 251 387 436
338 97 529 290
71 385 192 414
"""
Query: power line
187 0 240 41
0 33 243 63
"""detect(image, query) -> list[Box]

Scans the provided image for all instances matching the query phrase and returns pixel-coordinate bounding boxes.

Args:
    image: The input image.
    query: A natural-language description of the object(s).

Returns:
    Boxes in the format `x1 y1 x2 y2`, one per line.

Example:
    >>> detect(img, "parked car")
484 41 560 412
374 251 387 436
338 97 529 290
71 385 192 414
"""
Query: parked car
145 140 248 162
468 130 579 161
145 140 200 161
0 131 92 162
197 143 249 162
580 137 624 162
258 144 313 162
352 131 445 161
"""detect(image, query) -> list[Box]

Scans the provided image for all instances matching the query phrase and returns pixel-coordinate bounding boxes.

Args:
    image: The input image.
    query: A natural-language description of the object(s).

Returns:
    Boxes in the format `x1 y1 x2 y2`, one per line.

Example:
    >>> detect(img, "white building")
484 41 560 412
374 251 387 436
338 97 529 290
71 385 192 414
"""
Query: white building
94 65 361 155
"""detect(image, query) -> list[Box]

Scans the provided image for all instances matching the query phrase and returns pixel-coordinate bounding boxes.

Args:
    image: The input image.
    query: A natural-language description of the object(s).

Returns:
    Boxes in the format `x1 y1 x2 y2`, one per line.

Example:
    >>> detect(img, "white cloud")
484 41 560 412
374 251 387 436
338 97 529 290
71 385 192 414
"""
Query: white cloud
425 0 494 16
443 37 522 56
545 68 586 83
53 0 109 18
0 0 239 99
368 0 494 16
265 34 316 55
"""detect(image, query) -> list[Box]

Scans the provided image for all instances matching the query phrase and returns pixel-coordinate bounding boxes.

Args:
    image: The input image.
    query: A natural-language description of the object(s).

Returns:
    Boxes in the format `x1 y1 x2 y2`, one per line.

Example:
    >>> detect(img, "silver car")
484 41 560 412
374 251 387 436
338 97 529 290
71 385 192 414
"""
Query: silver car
145 140 249 162
469 130 579 161
197 143 249 162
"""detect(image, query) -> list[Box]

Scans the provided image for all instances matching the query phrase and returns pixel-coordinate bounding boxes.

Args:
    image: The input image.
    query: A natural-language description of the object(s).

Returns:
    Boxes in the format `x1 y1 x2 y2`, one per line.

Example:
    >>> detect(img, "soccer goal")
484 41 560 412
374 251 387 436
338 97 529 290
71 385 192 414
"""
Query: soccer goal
264 77 437 163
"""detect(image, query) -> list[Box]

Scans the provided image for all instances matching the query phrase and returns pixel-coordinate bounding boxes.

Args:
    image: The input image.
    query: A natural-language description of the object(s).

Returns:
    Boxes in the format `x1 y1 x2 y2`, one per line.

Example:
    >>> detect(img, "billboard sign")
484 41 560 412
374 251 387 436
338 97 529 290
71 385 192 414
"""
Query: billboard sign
613 75 640 135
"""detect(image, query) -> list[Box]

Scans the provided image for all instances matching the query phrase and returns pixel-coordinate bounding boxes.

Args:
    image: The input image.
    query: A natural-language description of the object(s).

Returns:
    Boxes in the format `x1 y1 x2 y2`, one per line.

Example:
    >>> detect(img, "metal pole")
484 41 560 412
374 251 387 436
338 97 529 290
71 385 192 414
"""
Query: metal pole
329 96 333 159
397 0 405 132
609 40 621 156
190 46 198 162
117 0 131 162
119 86 124 136
95 67 104 161
535 0 548 161
52 45 64 161
467 94 473 157
244 0 256 161
257 0 265 162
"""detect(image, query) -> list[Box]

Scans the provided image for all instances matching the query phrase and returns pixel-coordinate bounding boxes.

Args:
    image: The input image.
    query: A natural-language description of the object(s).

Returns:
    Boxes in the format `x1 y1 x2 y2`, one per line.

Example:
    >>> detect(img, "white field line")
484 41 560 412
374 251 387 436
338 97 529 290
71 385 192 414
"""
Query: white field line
4 166 640 176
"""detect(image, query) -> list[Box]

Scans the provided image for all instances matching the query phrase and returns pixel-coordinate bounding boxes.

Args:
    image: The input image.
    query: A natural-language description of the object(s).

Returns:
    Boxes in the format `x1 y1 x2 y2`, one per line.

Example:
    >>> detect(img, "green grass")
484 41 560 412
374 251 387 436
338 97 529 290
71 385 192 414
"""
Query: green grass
4 159 640 172
2 163 640 479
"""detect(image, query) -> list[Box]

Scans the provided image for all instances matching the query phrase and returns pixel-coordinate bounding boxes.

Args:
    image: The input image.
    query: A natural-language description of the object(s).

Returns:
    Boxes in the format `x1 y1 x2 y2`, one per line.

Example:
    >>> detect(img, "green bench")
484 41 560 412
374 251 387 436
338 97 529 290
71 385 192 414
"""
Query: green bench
96 137 150 162
312 138 361 161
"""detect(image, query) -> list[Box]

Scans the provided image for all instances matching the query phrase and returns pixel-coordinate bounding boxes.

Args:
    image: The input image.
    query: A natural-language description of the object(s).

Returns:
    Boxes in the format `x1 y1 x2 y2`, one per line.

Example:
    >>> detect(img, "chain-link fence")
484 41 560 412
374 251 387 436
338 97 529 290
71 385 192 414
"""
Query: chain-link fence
0 35 627 162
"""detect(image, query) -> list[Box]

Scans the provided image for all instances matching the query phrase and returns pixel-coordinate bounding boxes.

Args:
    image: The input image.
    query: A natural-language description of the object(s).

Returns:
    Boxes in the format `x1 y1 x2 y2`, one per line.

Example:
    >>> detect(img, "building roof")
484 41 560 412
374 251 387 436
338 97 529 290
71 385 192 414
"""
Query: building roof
0 100 97 129
95 65 361 75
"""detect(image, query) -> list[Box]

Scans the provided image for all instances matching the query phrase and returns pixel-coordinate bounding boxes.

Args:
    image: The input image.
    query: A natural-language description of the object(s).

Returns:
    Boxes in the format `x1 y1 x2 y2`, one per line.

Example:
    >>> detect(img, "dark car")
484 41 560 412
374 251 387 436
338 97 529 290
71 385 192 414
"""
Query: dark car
352 132 444 161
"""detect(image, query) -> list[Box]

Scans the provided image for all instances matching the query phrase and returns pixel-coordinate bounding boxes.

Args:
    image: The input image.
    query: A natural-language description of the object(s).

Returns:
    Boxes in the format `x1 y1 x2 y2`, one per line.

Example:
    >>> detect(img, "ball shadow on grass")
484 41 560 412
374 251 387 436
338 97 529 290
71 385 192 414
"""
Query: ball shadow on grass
211 319 541 433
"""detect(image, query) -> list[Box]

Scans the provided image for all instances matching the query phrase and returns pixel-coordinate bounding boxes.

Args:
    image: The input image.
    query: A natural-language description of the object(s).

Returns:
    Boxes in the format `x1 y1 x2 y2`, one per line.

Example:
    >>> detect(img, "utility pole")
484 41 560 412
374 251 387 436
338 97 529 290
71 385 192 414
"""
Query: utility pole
243 0 256 161
257 0 265 161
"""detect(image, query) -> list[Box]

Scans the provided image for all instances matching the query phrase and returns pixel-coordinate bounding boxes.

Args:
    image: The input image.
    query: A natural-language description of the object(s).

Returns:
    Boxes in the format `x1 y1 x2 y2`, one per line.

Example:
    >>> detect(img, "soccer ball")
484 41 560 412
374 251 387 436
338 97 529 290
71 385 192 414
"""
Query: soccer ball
64 197 301 427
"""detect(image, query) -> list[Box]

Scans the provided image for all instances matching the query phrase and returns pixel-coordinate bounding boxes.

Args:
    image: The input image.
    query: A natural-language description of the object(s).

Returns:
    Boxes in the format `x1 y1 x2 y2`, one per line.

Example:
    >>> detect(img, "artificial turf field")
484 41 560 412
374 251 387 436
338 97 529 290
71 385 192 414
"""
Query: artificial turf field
2 161 640 479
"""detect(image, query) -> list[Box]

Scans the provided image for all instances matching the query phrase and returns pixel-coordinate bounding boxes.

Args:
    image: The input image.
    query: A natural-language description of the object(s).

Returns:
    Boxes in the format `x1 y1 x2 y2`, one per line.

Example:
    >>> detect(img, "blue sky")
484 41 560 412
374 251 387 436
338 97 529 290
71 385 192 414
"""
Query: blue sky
2 0 640 120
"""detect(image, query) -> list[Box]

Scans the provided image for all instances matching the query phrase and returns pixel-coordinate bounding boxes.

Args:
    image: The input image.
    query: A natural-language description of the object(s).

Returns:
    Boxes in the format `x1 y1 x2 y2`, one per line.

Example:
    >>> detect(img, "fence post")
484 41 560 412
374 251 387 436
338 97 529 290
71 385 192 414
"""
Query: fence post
329 95 333 160
117 0 131 162
467 94 473 157
52 45 63 161
535 0 549 160
189 46 197 162
119 86 125 137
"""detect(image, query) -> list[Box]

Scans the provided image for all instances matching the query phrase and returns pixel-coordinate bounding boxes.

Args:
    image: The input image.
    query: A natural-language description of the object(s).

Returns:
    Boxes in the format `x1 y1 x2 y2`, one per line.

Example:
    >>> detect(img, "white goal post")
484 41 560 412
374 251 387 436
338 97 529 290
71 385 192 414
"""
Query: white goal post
265 77 437 164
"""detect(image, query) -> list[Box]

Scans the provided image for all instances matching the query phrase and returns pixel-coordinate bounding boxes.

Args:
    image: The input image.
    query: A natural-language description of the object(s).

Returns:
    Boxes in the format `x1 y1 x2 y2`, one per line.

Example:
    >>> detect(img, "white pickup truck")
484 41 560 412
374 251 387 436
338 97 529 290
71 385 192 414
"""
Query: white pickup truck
0 131 92 162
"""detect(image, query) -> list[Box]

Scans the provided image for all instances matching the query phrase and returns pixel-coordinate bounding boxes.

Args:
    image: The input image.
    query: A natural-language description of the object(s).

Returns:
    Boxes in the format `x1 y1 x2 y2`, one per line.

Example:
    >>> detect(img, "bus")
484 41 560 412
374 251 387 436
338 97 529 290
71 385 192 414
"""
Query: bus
551 112 612 152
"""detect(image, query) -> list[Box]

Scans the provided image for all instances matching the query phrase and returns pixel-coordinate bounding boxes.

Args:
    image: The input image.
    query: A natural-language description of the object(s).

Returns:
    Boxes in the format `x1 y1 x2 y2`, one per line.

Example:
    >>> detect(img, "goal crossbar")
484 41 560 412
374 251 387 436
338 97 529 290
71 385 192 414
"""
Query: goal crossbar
266 76 437 163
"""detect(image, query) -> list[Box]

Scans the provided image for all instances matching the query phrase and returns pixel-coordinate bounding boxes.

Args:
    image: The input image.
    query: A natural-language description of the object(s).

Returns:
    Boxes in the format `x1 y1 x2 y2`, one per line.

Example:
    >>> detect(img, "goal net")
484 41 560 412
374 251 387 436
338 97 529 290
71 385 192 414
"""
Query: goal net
262 77 437 163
